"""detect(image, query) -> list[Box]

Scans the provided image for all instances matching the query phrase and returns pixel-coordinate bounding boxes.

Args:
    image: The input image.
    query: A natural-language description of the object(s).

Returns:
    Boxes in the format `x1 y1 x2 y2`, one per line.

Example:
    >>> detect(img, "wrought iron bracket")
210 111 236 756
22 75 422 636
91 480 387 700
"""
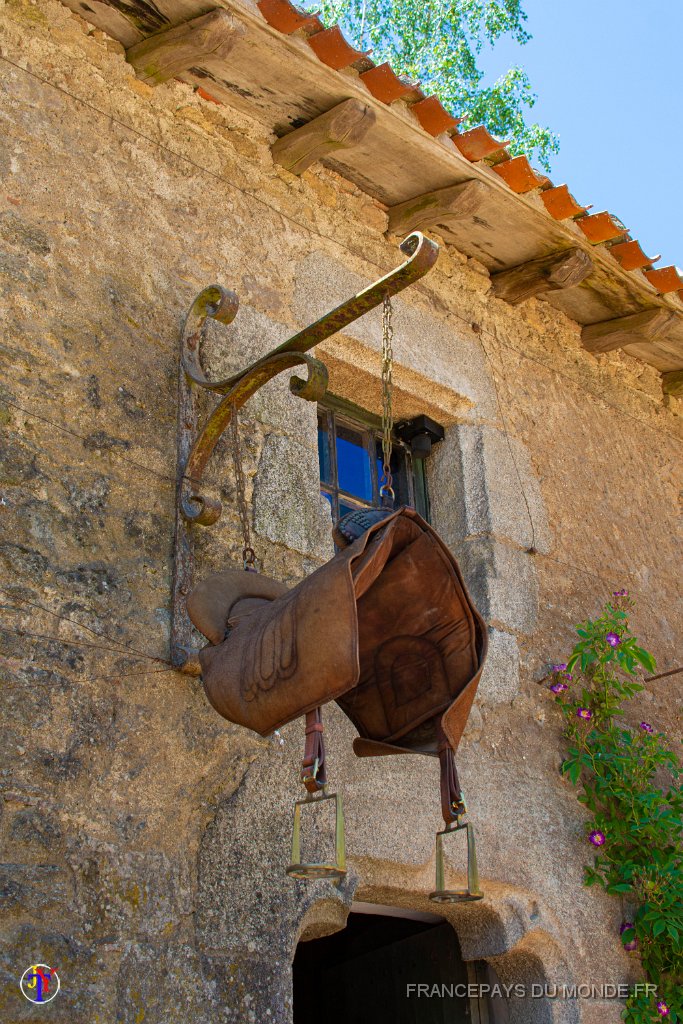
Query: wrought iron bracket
170 232 439 672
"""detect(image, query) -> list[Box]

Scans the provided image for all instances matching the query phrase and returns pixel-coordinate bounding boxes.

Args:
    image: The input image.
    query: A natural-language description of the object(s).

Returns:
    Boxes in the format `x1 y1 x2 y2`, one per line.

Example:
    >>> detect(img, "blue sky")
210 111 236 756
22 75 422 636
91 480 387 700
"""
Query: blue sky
474 0 682 269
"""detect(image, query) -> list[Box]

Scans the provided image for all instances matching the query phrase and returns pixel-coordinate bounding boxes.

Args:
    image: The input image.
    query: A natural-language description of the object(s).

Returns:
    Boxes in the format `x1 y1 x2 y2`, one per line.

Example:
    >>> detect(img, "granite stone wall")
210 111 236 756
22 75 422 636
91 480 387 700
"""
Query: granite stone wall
0 1 681 1021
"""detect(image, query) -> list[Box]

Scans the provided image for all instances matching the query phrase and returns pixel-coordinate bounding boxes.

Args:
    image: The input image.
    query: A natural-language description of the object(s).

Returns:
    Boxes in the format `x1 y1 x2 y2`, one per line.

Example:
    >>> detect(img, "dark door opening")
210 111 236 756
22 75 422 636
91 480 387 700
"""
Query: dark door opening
293 909 476 1023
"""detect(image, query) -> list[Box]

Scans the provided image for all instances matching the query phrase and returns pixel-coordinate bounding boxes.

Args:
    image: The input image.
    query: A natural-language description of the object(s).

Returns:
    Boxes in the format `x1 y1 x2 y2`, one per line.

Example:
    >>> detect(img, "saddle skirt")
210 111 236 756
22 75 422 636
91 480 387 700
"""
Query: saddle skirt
188 507 487 758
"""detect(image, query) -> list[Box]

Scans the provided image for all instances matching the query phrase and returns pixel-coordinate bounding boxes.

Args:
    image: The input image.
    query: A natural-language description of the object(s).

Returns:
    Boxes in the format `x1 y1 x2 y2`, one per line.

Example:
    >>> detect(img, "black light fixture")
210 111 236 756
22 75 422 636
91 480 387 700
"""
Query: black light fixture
396 415 445 459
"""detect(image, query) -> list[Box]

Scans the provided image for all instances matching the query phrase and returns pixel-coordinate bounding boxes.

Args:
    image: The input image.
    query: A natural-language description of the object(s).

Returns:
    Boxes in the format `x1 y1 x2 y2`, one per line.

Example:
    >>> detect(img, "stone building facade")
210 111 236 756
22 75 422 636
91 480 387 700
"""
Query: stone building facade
0 0 681 1021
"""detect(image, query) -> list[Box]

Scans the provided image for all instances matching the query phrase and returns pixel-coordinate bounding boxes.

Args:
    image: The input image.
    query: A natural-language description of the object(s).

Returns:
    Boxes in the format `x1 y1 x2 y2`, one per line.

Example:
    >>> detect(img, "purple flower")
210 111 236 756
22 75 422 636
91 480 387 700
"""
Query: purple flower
550 682 568 694
589 829 606 847
563 673 573 680
577 707 593 721
551 663 567 672
613 589 628 598
656 1002 670 1017
620 922 637 952
640 722 654 733
606 632 621 647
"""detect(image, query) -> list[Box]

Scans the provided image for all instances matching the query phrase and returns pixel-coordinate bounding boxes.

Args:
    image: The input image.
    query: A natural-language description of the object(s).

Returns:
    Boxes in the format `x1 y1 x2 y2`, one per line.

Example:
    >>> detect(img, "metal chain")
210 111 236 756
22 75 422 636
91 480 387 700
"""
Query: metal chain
380 294 395 504
229 403 256 570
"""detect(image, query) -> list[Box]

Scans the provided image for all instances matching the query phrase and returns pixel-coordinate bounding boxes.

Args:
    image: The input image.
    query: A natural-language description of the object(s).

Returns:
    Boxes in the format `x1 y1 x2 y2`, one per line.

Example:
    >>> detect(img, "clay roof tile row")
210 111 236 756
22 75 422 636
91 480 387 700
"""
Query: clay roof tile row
256 0 681 300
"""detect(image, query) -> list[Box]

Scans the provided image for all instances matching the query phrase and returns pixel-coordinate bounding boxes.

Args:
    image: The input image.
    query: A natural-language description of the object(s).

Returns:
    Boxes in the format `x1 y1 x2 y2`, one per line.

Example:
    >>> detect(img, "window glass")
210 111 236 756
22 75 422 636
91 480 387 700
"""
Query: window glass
317 398 427 525
336 423 373 501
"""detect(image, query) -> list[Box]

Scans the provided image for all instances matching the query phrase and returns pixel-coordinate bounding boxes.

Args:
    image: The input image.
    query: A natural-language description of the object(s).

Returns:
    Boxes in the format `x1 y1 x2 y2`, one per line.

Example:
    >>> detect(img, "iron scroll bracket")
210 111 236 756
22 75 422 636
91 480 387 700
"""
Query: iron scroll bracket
170 232 439 672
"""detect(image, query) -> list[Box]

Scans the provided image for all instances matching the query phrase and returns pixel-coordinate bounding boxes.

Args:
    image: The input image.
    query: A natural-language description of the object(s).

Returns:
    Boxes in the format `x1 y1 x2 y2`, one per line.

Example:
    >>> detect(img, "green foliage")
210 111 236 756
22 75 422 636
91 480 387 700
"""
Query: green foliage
305 0 559 169
549 594 682 1023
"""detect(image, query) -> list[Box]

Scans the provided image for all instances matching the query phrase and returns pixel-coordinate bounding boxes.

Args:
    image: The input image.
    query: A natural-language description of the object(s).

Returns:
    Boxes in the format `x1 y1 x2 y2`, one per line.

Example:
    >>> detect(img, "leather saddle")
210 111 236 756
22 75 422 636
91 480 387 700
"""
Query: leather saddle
188 506 487 817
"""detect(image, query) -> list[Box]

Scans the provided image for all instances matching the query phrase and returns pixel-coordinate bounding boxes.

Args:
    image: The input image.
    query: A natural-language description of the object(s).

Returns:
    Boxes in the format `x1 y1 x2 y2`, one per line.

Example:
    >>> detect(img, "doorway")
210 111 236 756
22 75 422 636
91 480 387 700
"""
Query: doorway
293 906 506 1023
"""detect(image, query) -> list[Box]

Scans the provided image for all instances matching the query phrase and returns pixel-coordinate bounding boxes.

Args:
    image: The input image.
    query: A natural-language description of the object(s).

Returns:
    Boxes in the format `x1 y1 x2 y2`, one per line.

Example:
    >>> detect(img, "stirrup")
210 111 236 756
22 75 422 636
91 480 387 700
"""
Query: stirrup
429 819 483 903
286 708 346 881
286 788 346 881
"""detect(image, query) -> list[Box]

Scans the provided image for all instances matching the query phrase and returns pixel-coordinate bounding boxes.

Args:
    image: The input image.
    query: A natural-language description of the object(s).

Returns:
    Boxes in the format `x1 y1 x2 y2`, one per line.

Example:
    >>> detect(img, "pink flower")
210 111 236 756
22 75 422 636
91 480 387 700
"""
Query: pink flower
656 1001 670 1017
589 830 606 847
619 922 637 952
577 708 593 721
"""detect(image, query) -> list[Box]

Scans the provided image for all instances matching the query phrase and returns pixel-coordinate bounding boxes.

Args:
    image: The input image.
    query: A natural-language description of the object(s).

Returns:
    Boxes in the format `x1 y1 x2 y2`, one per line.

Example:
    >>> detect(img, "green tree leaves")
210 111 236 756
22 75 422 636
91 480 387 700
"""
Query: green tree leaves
306 0 559 168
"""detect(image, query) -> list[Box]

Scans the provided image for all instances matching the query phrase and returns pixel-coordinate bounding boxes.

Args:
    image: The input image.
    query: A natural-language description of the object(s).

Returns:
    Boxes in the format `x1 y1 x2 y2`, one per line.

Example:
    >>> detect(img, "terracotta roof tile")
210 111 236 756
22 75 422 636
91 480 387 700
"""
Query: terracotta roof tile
578 212 627 244
410 96 463 136
609 240 660 272
644 267 683 294
360 63 421 104
493 155 550 194
541 184 589 220
196 86 222 105
307 25 370 70
257 0 323 35
452 125 509 162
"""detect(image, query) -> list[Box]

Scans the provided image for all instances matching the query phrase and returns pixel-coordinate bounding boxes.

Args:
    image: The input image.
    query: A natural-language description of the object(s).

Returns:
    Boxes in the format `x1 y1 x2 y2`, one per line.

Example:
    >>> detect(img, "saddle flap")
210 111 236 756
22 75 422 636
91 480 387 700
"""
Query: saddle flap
197 554 361 736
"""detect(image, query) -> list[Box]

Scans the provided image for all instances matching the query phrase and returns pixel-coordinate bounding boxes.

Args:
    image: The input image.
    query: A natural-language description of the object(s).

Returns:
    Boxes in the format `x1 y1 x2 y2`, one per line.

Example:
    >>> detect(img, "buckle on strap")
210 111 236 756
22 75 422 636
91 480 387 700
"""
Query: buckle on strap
301 708 326 793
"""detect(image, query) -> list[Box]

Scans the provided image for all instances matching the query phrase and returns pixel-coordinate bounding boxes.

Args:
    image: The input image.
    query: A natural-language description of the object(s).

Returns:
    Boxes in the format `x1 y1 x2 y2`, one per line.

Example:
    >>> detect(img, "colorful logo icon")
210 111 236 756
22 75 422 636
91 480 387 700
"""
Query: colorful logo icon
20 964 60 1004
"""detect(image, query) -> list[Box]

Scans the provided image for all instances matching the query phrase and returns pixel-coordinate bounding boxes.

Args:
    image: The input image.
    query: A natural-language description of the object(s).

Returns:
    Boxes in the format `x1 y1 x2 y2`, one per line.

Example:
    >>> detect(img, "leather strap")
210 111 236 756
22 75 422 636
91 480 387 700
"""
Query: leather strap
437 724 465 824
301 707 327 794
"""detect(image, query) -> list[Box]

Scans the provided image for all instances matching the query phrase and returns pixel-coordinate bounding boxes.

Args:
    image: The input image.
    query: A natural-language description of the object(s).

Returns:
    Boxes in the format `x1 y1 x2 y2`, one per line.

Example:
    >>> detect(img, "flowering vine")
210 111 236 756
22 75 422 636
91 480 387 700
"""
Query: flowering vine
548 593 682 1023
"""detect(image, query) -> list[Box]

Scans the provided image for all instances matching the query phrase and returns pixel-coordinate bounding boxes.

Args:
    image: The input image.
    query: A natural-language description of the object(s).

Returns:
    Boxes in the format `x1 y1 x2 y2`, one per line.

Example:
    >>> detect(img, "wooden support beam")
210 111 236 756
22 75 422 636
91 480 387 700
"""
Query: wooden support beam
126 11 244 86
386 180 488 237
271 99 376 175
491 247 593 305
662 369 683 397
582 308 677 354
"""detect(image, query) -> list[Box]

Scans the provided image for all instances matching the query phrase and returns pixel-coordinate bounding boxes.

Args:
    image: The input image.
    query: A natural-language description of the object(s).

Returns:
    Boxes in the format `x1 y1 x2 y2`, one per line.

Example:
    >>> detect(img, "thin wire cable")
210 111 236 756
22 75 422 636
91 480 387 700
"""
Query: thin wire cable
1 397 176 485
91 665 179 684
0 588 165 663
0 625 170 663
1 52 681 447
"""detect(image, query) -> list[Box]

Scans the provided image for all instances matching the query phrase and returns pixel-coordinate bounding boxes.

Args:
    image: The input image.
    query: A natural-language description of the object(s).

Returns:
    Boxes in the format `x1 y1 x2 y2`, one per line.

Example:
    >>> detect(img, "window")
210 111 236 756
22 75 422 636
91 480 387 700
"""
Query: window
317 396 430 522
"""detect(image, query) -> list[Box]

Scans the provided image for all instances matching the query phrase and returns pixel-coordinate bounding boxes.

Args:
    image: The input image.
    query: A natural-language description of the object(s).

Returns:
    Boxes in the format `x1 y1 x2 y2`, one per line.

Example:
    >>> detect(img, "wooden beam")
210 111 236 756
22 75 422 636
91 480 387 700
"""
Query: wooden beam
126 11 245 86
271 99 376 175
582 309 677 354
662 369 683 397
386 180 488 237
491 247 593 305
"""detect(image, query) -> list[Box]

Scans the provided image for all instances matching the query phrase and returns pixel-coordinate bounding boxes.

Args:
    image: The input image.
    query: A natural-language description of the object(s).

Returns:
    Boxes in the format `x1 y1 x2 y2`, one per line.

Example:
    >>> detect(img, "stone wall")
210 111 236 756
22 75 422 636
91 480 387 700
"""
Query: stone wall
0 1 681 1021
